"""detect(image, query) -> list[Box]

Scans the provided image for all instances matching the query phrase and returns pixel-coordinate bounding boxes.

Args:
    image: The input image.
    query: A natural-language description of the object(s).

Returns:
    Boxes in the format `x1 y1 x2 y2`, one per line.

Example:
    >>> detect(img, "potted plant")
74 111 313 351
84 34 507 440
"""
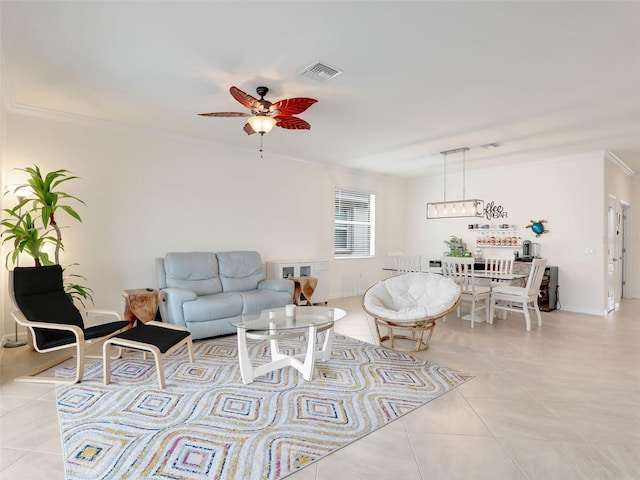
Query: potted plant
1 209 55 267
443 235 472 257
2 165 93 307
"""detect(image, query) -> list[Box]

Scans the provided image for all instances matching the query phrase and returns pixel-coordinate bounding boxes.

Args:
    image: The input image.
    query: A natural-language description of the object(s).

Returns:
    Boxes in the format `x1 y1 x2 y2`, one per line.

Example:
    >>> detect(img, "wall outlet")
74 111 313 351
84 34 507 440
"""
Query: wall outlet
584 246 595 254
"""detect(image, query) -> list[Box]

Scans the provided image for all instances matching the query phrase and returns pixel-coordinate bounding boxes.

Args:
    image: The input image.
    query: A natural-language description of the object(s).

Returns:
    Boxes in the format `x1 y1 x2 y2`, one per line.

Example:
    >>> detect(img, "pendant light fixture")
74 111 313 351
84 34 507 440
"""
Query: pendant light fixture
426 147 484 219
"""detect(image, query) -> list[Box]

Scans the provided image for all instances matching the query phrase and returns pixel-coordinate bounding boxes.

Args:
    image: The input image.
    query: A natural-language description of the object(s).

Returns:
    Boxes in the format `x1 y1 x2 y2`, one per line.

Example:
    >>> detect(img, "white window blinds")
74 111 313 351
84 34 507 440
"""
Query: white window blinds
334 188 375 258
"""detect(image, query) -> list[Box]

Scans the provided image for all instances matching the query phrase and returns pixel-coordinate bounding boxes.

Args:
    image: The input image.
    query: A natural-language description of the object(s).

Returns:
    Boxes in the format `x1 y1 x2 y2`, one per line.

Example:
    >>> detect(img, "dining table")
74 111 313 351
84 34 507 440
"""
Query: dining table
382 267 528 323
383 266 527 284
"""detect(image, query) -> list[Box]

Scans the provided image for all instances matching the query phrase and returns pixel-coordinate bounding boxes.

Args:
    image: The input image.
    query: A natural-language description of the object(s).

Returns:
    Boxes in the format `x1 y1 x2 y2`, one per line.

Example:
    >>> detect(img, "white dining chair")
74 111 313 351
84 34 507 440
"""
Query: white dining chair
395 255 421 274
440 257 490 328
483 256 515 288
489 258 548 331
484 257 514 274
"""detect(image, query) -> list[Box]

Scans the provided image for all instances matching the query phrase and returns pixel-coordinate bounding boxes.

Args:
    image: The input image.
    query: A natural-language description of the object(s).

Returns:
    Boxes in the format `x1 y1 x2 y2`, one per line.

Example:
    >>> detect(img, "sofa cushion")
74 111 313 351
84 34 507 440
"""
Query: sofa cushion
164 252 222 296
217 251 264 292
183 293 243 322
237 290 294 314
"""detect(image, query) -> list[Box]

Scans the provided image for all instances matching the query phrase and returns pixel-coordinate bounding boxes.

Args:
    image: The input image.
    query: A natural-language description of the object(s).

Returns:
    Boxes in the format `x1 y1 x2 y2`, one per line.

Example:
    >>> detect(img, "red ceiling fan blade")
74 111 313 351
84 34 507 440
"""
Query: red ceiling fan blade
198 112 250 117
272 98 317 116
230 86 261 110
243 123 256 135
276 116 311 130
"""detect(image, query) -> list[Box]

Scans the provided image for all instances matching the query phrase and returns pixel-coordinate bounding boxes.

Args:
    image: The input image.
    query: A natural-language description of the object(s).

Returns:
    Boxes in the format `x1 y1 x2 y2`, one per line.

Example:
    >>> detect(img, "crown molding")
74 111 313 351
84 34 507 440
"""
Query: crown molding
606 151 635 177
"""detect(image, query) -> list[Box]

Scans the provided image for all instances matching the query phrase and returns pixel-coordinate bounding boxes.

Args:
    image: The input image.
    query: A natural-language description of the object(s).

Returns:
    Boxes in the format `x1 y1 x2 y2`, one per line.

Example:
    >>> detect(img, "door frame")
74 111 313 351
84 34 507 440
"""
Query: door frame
606 195 616 313
620 201 630 299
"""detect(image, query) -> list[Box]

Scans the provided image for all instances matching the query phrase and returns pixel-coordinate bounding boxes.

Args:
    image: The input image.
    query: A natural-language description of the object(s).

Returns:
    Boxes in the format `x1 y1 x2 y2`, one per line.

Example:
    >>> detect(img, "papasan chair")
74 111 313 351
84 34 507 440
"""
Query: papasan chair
362 272 461 351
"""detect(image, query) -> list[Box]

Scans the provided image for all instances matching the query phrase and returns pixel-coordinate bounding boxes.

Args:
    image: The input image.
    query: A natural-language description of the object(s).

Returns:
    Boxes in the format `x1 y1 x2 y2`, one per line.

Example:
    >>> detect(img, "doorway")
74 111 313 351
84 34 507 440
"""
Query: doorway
606 197 615 312
620 202 630 298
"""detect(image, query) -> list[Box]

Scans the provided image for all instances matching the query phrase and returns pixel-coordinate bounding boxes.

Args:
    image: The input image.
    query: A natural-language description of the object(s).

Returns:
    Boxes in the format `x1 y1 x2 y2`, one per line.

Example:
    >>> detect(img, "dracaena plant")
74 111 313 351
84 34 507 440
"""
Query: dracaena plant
63 263 94 308
0 209 55 267
19 165 85 265
2 165 92 306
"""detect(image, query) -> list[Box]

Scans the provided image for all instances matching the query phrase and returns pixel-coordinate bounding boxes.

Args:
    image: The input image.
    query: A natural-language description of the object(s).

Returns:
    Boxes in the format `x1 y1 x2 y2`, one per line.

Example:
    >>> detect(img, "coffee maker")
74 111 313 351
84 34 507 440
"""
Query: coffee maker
519 240 540 261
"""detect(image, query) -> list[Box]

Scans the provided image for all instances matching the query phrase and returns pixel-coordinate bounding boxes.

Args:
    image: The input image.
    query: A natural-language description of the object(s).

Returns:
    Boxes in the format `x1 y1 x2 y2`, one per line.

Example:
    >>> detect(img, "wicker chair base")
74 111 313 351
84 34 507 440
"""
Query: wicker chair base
374 318 437 352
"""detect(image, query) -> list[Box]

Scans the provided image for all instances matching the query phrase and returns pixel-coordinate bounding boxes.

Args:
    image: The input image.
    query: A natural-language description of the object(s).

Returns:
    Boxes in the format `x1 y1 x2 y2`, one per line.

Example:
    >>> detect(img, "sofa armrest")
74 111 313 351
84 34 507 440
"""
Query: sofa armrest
158 288 197 327
156 257 167 289
258 278 294 294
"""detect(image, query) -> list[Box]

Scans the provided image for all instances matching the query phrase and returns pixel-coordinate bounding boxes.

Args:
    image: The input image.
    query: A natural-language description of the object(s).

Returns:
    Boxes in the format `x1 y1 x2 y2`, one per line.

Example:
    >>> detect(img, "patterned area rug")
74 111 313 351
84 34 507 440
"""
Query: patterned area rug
56 334 472 480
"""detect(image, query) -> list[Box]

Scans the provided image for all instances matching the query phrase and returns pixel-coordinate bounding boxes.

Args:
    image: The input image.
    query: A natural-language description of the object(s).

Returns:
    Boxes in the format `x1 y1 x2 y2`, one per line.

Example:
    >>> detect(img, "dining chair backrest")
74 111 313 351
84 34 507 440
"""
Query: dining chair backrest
387 252 403 269
395 255 421 273
525 258 548 297
484 257 514 274
441 256 475 289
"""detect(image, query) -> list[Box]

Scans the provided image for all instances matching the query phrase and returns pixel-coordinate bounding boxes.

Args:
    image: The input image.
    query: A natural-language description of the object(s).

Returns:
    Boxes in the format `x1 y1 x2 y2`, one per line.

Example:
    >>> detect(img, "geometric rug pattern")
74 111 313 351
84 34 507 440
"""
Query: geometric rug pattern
56 334 473 480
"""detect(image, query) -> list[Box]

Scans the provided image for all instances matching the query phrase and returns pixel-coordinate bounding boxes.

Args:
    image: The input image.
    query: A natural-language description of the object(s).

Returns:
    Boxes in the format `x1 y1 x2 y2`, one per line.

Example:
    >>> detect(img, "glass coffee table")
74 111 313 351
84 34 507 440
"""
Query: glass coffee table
231 306 346 384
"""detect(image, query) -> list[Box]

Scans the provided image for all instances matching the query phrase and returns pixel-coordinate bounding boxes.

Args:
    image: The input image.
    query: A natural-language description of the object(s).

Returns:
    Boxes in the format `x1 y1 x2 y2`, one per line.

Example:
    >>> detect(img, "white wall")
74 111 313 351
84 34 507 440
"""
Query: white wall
406 153 615 315
630 174 640 299
1 111 406 337
604 154 635 306
0 52 7 343
1 109 636 340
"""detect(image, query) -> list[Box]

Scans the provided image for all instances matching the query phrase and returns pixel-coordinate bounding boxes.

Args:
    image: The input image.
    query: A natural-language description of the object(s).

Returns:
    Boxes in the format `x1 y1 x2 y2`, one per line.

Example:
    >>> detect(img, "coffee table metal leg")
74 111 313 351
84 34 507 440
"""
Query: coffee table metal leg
269 321 280 360
318 325 334 362
238 324 322 383
237 328 254 384
300 324 317 380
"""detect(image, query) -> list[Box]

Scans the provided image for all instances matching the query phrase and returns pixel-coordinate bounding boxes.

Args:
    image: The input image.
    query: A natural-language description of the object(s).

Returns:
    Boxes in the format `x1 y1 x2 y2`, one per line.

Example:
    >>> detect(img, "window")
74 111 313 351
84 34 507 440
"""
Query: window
334 188 375 258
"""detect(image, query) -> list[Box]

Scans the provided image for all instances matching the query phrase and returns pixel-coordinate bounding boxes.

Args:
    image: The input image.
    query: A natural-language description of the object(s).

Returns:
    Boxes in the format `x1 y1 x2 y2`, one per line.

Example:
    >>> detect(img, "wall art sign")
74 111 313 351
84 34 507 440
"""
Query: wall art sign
483 201 508 220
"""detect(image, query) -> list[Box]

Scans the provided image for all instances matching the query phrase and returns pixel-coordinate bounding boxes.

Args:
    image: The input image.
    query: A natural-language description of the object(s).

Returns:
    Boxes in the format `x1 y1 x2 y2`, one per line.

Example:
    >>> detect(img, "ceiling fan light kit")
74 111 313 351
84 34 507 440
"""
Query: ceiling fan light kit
199 86 316 136
198 85 317 157
247 115 277 134
426 147 485 219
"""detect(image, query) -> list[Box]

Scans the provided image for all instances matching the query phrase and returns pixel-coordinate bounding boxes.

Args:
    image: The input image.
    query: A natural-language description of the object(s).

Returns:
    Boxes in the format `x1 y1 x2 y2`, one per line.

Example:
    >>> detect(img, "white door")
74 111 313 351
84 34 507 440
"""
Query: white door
606 199 616 312
621 203 630 299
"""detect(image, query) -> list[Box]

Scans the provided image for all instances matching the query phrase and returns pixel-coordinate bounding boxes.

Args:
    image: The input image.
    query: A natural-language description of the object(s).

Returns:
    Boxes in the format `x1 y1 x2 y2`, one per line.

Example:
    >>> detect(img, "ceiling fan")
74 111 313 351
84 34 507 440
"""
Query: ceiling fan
198 86 317 136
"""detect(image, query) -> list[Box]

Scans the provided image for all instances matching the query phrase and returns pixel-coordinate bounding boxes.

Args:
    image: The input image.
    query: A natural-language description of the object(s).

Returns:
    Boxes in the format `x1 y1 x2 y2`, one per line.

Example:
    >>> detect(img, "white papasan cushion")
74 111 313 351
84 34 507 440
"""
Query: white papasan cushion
363 273 461 322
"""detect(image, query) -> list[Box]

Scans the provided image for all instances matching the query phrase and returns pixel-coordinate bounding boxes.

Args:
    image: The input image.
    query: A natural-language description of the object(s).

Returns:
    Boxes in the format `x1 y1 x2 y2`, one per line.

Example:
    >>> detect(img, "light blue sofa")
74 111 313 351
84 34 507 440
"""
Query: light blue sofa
156 251 294 339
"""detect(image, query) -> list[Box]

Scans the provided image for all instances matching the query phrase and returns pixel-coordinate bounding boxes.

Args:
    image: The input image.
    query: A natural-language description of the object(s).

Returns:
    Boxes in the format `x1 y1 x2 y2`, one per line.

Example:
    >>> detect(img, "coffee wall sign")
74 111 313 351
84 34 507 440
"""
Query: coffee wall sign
483 201 508 220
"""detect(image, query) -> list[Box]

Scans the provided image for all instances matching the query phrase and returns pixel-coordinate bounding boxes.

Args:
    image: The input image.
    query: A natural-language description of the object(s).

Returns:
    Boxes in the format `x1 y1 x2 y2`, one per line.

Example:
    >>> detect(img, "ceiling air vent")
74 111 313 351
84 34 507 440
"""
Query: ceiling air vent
299 60 343 82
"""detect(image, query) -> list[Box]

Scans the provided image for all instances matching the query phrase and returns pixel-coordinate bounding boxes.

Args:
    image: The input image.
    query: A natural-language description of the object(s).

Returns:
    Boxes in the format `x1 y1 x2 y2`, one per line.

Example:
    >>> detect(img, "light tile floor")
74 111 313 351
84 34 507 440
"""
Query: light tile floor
1 297 639 479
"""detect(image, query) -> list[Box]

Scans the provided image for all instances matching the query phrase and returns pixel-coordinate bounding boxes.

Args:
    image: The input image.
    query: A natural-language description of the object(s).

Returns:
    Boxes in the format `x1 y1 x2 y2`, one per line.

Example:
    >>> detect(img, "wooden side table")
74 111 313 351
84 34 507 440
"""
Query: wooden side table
122 288 159 325
291 277 318 306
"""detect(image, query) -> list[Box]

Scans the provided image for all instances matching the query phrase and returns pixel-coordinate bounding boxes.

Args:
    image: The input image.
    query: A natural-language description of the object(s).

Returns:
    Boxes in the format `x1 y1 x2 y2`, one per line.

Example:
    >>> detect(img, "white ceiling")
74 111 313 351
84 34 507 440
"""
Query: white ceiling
2 1 639 177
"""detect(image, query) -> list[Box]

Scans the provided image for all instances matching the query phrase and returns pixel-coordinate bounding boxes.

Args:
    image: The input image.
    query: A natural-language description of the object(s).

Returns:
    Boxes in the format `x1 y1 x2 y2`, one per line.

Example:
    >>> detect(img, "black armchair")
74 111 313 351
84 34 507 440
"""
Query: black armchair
9 265 129 384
